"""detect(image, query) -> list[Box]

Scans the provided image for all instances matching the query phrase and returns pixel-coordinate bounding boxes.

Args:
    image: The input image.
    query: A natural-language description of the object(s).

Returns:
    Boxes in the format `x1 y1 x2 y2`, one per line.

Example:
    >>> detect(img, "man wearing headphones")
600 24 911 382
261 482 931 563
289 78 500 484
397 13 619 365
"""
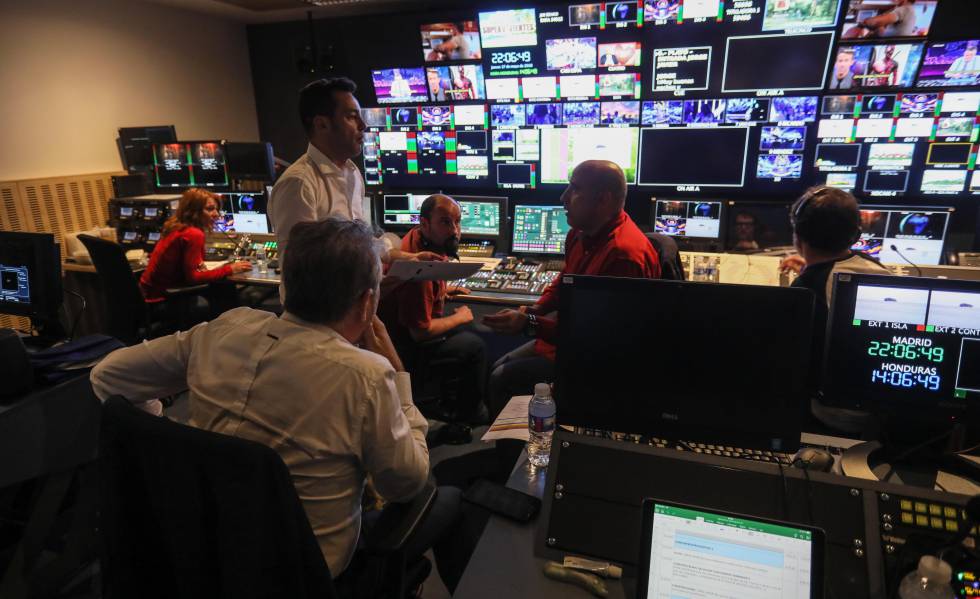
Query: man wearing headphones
787 186 889 395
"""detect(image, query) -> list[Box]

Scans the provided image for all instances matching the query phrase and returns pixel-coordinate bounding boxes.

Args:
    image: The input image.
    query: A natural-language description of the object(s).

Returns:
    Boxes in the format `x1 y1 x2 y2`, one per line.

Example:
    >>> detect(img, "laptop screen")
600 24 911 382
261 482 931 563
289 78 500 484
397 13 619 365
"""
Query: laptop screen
639 500 822 599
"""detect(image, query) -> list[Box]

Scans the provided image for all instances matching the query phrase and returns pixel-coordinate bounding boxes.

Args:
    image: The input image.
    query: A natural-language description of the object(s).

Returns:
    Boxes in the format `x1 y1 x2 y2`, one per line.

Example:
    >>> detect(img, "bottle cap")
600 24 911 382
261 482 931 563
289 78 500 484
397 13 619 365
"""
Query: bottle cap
534 383 551 397
917 556 952 582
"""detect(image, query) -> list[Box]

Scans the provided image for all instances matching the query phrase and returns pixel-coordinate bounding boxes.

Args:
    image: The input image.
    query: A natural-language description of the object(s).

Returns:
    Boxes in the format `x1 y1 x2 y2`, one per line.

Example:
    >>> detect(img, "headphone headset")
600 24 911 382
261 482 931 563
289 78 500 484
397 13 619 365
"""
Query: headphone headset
792 186 861 247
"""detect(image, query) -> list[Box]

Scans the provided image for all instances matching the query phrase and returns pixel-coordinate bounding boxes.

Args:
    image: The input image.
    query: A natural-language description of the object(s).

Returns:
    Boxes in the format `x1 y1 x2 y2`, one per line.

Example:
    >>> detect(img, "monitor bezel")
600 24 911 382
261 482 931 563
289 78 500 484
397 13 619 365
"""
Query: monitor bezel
151 139 230 191
0 232 62 322
454 195 508 241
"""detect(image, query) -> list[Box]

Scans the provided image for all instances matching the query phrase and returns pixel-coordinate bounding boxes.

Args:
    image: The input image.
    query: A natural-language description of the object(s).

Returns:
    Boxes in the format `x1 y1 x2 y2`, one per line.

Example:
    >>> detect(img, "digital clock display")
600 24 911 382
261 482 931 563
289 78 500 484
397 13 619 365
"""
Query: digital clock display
491 50 533 64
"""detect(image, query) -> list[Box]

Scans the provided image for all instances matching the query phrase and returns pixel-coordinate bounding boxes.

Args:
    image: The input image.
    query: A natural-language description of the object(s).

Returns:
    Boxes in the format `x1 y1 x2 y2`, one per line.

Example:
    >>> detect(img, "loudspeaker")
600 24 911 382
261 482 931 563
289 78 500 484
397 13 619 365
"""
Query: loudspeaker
0 328 33 400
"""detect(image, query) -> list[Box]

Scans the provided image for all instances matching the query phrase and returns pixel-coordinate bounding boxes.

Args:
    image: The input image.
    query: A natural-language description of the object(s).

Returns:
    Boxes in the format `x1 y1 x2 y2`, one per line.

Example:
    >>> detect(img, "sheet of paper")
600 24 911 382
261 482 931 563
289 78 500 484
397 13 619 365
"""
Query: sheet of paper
481 395 531 442
386 260 481 282
204 261 228 270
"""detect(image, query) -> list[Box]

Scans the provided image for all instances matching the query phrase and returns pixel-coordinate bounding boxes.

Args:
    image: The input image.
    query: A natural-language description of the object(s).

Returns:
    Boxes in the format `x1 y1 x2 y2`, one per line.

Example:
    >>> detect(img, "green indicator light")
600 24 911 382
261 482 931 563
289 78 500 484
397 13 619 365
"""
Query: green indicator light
955 389 966 399
926 325 935 332
853 319 861 326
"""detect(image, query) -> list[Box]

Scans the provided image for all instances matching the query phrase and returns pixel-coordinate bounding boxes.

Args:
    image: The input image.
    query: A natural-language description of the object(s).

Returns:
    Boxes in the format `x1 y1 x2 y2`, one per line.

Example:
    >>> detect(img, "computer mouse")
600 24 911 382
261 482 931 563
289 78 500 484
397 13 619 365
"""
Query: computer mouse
792 447 834 472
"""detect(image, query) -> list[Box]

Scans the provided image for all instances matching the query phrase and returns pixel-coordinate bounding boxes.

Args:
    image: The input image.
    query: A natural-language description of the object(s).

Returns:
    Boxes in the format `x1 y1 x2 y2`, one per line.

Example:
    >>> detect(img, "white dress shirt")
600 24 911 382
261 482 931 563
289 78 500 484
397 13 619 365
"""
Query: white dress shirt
268 143 370 258
89 307 429 576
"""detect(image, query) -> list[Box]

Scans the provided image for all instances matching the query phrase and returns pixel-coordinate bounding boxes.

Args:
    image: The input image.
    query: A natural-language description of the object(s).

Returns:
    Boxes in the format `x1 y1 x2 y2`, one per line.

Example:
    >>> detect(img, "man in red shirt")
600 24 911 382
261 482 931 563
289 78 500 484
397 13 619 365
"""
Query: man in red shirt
378 195 488 423
483 160 661 417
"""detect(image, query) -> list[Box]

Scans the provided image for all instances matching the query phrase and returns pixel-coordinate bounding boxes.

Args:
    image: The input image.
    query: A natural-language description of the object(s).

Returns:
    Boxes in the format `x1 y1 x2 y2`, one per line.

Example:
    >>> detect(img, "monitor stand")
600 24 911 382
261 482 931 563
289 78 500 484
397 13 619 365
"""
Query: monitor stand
841 426 980 488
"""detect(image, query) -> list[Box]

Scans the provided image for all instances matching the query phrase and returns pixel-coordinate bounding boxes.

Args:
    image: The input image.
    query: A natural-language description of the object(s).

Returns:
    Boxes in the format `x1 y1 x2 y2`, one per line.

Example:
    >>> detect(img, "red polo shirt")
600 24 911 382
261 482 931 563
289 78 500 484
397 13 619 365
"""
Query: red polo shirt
531 211 660 359
377 227 445 346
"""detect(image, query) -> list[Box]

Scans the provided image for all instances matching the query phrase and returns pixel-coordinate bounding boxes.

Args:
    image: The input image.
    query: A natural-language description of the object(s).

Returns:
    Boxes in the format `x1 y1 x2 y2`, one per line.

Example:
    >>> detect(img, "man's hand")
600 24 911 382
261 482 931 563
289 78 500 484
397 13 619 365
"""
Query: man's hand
779 254 806 274
482 308 528 335
452 305 474 326
447 285 471 296
229 260 253 274
361 316 405 372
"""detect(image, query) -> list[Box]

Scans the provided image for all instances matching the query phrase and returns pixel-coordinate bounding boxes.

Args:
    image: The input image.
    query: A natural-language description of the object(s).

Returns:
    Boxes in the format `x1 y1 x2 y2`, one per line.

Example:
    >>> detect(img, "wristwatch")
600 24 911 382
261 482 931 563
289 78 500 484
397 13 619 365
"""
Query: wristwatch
523 313 539 338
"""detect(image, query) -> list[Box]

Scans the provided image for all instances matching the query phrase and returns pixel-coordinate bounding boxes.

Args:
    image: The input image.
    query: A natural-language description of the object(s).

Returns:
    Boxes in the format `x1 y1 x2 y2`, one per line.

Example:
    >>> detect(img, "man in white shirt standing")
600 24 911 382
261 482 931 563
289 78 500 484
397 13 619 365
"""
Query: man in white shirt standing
90 218 468 592
268 77 439 265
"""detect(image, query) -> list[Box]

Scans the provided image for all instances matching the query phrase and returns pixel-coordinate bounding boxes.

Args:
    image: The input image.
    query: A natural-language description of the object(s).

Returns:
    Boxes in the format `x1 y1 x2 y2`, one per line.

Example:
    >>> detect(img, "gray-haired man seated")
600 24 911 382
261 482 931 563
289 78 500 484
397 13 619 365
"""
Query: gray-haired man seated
90 217 468 592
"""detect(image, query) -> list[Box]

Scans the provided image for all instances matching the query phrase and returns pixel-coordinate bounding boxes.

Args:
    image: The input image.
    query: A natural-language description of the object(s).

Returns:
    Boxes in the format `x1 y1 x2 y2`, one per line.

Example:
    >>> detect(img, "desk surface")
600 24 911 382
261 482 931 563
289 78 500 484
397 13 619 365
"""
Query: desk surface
227 267 280 286
454 452 628 599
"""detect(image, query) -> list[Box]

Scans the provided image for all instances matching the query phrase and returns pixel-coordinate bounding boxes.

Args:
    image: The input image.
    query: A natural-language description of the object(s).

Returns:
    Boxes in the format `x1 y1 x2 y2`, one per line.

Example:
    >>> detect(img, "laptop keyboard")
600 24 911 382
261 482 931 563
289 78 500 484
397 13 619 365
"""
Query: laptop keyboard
574 428 794 465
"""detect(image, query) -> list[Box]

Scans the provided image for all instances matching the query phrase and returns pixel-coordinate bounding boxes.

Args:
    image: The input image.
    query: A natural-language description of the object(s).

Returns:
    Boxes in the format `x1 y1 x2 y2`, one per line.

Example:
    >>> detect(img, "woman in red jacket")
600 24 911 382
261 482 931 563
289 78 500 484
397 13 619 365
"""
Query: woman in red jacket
139 188 251 303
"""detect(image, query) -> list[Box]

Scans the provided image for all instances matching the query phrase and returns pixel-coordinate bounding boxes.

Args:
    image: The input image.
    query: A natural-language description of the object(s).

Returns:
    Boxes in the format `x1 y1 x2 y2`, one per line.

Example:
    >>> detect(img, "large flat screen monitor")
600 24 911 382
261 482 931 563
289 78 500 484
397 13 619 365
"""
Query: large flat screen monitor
854 205 951 265
823 273 980 426
118 125 177 173
152 141 229 190
555 275 814 451
216 191 269 235
724 201 794 252
652 199 724 241
455 196 507 238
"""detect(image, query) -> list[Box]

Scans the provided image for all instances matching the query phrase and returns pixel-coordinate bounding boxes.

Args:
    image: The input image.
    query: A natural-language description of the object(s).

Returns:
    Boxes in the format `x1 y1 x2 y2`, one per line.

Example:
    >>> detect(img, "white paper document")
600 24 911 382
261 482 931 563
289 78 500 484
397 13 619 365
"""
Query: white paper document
386 260 481 282
481 395 531 442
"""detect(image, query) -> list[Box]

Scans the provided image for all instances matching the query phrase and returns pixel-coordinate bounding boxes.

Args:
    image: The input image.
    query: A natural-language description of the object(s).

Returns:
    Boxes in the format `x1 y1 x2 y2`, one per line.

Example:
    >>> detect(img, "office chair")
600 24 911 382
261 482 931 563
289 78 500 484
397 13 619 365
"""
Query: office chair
98 397 436 599
644 232 686 281
77 235 204 344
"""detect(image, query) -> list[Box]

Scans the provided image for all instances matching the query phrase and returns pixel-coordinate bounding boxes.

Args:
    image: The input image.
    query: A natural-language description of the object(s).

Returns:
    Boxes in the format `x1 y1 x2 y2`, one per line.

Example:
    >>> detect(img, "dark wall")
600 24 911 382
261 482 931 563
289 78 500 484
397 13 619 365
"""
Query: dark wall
247 2 979 250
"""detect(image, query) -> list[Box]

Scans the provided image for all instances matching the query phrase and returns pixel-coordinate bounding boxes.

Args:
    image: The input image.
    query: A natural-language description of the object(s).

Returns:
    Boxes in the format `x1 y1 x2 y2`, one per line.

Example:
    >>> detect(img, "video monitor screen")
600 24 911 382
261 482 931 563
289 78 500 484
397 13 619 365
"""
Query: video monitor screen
940 92 980 113
569 4 602 27
723 32 834 93
421 21 482 61
641 100 683 125
600 101 640 125
841 0 937 39
217 192 269 235
420 105 452 127
756 154 804 179
153 141 228 189
900 93 939 114
823 274 980 416
598 73 638 98
527 103 563 126
760 126 807 151
598 42 641 68
638 127 749 188
479 9 537 48
559 74 597 99
361 108 387 129
762 0 840 31
829 43 924 90
453 104 486 127
724 98 770 123
457 199 503 236
653 199 722 239
389 107 418 129
118 125 177 172
855 206 950 265
512 205 570 254
372 68 428 104
917 40 980 88
770 96 819 122
491 104 525 128
563 101 601 126
426 65 486 101
605 1 639 24
486 77 521 101
381 193 429 227
541 127 639 184
724 202 793 251
497 163 536 188
652 46 711 92
546 37 597 72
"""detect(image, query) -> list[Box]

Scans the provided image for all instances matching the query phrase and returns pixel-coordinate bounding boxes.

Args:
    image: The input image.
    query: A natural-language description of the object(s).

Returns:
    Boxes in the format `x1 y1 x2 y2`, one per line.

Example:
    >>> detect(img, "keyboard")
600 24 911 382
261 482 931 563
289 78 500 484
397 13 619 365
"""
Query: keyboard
574 428 795 465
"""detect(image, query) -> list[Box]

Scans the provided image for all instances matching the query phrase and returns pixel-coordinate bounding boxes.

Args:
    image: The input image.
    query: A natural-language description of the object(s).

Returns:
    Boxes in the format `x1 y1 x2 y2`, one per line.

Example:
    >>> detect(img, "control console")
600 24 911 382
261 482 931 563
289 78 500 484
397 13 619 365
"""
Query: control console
453 256 563 296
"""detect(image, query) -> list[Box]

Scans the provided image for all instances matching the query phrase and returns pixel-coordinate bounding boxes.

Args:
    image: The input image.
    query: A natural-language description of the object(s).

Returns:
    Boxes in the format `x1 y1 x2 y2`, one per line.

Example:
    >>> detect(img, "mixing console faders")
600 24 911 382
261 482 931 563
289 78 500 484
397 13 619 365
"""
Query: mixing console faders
453 257 563 296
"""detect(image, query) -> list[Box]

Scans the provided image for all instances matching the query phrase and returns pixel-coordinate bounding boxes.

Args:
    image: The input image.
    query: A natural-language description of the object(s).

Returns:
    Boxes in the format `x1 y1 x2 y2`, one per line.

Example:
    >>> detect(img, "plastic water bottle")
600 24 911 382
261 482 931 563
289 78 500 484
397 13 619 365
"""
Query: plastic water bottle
898 556 955 599
255 245 268 274
528 383 556 468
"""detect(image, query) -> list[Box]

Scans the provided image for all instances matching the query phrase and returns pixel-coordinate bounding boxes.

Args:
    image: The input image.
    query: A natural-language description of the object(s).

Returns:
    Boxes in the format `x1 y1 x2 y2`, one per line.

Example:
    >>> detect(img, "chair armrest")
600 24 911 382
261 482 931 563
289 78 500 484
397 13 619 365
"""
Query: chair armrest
363 482 437 554
163 285 210 296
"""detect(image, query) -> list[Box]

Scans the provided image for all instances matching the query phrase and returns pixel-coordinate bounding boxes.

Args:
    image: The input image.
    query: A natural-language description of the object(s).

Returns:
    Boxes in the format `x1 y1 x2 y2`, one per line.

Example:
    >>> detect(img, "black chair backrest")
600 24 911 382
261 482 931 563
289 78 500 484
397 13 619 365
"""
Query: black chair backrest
98 397 336 599
645 232 686 281
77 235 146 344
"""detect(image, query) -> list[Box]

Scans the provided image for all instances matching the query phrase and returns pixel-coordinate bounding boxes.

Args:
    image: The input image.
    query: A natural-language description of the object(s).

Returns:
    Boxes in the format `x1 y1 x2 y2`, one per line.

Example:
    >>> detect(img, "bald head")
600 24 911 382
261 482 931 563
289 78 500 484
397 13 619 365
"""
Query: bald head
561 160 627 235
419 194 457 220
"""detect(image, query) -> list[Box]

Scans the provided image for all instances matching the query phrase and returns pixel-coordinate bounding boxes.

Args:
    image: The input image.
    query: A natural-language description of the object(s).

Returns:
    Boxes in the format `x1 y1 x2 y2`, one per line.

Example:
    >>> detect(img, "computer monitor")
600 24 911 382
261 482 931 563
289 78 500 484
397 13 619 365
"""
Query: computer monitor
379 192 430 229
823 273 980 430
456 196 506 239
724 201 793 252
511 205 570 255
651 199 724 247
225 142 275 181
152 141 229 190
854 206 952 266
555 275 814 452
216 191 269 235
117 125 177 173
638 499 823 599
0 232 63 329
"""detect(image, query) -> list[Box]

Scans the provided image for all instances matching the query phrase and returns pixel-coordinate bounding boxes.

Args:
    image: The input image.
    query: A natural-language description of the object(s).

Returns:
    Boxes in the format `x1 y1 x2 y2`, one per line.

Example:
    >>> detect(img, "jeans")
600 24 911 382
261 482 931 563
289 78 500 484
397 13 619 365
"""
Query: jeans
487 340 554 420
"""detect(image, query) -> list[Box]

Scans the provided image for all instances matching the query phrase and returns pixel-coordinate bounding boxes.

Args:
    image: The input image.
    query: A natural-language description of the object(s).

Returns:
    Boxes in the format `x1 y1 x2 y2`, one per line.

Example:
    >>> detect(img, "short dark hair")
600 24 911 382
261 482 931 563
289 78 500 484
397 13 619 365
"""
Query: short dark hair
299 77 357 136
791 186 861 252
282 217 380 324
